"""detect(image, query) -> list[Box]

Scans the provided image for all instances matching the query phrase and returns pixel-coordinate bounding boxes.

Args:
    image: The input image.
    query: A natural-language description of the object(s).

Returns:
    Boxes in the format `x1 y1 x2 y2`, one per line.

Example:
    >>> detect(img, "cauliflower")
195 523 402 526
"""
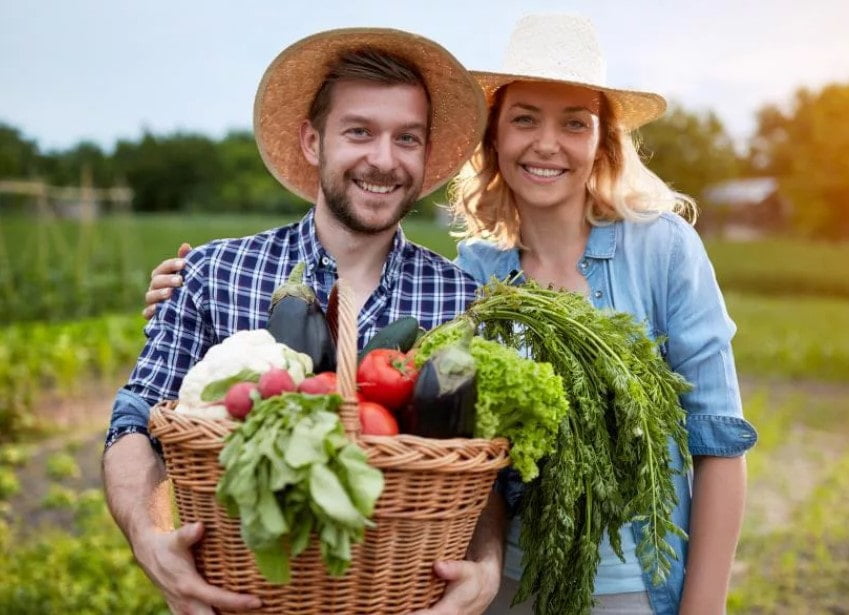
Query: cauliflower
176 329 313 418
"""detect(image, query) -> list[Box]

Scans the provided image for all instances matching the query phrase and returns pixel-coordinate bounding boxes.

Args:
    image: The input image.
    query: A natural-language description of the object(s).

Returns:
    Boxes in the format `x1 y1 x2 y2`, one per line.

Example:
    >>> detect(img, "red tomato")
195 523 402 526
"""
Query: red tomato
358 401 399 436
357 349 418 409
298 371 337 395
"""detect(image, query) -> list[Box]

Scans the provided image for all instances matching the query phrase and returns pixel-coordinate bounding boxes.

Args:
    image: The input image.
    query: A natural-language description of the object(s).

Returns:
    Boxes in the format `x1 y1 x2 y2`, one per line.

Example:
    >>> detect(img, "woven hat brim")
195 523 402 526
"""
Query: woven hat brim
472 71 667 131
255 29 487 202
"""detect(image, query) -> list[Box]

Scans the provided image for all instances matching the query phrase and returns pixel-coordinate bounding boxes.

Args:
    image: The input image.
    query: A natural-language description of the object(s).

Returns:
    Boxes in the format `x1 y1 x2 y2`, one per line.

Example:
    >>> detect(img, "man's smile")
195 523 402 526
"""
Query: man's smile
353 179 400 194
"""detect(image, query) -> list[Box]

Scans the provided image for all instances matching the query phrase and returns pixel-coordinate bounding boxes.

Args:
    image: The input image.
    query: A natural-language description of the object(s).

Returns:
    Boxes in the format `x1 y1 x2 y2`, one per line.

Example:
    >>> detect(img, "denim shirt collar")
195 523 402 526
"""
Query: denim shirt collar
494 223 617 281
585 223 617 259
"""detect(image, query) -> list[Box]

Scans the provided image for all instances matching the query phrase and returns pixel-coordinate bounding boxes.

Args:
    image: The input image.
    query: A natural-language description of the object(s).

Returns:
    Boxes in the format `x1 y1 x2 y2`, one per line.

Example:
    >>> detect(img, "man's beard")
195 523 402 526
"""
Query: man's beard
319 156 421 235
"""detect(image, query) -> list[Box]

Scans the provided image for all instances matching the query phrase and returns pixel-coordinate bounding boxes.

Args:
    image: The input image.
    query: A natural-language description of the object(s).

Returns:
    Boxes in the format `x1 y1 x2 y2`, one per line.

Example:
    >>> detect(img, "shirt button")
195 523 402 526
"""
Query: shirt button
320 256 329 266
593 290 603 299
579 260 588 270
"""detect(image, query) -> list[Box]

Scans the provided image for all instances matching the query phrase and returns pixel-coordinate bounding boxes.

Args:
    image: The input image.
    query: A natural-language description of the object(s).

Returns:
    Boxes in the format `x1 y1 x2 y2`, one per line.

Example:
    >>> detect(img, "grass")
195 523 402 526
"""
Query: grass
0 313 145 442
45 452 81 481
725 292 849 382
730 447 849 613
704 237 849 298
0 466 20 500
727 382 849 613
0 213 460 322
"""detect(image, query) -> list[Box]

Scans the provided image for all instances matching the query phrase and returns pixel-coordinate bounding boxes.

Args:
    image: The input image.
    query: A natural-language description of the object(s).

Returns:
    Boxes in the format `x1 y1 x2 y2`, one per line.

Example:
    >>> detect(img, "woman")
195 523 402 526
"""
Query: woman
145 16 756 615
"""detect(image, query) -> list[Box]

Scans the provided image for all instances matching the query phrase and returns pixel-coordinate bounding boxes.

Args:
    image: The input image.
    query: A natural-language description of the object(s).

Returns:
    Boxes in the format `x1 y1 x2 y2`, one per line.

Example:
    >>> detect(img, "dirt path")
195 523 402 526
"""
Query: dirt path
738 375 849 532
3 380 118 535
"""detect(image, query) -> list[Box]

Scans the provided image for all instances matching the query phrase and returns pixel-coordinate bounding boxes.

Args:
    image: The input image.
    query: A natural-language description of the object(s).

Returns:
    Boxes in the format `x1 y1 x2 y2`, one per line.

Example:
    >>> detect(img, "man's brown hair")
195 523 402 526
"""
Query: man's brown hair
307 48 431 133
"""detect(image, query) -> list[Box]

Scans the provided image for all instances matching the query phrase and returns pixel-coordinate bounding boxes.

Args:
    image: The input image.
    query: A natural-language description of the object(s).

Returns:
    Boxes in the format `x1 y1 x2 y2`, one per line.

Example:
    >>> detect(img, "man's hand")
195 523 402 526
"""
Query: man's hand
410 559 501 615
135 521 262 615
144 242 192 319
104 435 261 614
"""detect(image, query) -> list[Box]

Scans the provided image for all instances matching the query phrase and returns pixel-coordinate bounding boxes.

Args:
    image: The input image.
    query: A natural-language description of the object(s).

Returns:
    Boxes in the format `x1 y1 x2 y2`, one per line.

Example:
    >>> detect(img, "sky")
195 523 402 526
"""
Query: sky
2 0 848 153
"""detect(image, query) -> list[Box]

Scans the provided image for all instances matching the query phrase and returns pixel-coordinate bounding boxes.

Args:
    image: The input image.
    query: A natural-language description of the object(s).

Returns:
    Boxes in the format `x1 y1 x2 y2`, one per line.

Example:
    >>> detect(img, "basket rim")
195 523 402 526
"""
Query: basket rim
150 399 508 445
149 400 511 472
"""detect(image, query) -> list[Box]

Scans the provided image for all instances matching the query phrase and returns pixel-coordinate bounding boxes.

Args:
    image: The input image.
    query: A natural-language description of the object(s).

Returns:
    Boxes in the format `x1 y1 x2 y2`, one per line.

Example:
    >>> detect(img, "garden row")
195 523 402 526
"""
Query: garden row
0 314 144 442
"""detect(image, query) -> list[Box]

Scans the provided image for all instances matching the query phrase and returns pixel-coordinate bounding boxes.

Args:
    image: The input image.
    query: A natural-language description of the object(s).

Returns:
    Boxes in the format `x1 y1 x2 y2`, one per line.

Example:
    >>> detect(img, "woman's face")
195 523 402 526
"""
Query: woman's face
494 81 602 212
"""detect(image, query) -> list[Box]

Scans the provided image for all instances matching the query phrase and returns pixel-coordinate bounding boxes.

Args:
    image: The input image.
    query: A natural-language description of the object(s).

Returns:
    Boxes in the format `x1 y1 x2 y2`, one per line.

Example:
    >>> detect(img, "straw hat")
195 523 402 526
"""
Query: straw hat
473 15 666 130
254 28 487 202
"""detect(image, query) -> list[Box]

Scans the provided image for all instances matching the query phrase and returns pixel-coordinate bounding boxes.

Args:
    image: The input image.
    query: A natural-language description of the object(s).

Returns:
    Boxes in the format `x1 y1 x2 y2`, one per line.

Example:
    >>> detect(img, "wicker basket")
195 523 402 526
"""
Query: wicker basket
149 280 511 614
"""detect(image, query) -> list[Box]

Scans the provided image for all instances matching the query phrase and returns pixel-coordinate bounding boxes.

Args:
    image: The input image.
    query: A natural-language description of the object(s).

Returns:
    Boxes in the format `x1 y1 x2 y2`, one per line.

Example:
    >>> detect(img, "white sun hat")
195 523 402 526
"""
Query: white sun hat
473 15 667 130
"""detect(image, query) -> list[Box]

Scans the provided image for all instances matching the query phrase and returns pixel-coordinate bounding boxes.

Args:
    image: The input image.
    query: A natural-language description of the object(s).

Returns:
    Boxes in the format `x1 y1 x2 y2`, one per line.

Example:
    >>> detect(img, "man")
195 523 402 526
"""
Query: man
103 28 504 614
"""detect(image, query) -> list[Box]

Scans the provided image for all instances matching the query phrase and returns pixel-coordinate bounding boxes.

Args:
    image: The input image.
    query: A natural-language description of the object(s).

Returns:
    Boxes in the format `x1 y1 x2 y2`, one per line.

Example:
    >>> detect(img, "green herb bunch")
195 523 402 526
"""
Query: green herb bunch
416 319 569 482
216 393 384 583
442 279 691 614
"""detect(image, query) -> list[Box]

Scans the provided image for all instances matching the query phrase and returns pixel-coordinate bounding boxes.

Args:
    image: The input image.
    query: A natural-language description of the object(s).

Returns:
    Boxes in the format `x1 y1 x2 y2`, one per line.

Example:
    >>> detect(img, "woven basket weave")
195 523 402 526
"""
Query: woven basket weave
149 280 510 614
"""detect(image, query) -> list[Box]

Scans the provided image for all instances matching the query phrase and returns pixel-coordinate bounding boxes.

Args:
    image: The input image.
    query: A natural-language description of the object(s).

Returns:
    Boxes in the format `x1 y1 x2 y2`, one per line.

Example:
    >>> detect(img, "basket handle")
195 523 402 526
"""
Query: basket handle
334 279 361 438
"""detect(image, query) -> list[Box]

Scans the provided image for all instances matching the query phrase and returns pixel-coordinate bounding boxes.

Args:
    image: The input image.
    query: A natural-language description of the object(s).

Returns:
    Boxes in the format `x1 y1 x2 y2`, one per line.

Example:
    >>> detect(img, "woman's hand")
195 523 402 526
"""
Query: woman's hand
143 243 192 319
411 492 506 615
410 559 502 615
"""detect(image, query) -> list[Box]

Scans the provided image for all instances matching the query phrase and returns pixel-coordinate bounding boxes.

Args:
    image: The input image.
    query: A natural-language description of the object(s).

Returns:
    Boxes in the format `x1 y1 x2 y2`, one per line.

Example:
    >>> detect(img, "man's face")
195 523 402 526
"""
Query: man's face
305 80 429 235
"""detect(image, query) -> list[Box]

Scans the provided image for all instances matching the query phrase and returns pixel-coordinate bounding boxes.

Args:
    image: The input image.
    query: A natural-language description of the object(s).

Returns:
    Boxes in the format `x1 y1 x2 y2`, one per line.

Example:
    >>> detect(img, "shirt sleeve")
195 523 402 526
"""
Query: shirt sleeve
665 222 757 457
104 250 215 451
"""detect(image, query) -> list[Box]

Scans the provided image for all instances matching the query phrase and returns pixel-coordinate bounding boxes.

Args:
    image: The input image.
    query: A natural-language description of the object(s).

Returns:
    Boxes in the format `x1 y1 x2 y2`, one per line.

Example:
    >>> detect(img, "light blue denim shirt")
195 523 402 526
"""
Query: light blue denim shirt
456 212 757 615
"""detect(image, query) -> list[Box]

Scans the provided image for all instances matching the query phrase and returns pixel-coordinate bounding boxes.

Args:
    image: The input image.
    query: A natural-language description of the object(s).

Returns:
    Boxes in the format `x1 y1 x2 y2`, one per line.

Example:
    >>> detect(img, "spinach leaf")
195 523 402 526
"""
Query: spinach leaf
215 392 383 583
200 369 262 401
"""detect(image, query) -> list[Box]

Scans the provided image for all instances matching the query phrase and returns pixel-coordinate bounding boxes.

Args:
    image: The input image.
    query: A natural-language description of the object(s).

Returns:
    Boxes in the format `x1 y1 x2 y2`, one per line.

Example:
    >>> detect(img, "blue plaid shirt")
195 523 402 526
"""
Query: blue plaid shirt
105 209 478 450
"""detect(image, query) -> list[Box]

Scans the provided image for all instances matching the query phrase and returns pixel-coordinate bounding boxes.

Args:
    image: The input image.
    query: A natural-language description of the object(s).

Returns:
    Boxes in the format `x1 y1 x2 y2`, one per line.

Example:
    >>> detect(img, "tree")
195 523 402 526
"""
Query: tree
0 124 40 179
637 104 740 204
113 132 222 212
210 131 306 214
748 83 849 239
39 141 114 187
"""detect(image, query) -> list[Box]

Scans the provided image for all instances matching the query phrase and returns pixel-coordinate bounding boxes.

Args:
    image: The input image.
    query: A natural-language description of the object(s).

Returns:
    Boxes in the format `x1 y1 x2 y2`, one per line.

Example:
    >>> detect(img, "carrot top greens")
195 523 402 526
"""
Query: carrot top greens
423 278 691 615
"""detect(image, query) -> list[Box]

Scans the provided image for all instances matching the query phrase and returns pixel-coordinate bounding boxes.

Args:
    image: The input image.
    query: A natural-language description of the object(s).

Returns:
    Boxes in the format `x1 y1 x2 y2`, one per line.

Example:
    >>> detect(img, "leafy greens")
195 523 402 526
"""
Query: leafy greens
420 279 691 614
216 393 383 583
416 319 569 481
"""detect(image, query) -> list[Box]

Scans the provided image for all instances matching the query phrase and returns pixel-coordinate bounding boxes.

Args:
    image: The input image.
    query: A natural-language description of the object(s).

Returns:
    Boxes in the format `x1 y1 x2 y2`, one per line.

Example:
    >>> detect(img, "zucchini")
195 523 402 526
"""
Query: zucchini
359 316 421 359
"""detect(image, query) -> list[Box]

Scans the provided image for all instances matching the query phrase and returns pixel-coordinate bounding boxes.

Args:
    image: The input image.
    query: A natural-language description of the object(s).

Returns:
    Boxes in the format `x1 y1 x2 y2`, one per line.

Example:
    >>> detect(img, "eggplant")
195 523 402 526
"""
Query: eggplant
267 263 336 373
403 338 477 439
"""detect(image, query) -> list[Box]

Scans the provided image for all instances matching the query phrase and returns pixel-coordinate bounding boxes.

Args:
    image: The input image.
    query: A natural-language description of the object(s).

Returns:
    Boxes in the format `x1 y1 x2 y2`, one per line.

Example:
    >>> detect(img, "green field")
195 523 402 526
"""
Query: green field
0 214 458 322
726 292 849 382
2 213 848 322
704 237 849 298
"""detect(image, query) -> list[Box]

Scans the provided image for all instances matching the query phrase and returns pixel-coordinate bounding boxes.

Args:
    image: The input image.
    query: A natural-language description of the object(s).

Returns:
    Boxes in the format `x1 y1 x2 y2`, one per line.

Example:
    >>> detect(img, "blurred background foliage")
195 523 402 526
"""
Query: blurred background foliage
2 82 848 238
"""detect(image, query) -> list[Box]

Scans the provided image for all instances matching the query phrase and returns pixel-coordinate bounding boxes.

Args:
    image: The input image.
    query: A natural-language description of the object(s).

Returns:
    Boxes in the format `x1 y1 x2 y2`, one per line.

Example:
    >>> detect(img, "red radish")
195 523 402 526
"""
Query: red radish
258 368 295 398
224 382 259 419
298 372 337 395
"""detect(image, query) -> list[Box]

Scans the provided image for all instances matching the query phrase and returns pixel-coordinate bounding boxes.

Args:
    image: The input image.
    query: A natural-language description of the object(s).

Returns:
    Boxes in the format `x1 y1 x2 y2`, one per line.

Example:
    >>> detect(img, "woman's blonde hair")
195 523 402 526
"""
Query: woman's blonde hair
448 84 697 248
